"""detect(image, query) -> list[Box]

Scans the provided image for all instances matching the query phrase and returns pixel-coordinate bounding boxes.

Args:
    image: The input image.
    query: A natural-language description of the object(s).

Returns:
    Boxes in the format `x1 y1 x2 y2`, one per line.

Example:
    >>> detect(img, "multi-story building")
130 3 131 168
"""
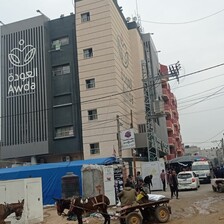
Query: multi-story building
76 0 169 162
0 14 83 163
0 0 177 165
160 64 184 159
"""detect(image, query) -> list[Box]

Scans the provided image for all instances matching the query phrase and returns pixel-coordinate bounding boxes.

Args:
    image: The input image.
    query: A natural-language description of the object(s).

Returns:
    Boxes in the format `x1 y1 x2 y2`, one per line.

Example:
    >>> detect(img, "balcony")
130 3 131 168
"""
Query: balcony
162 89 170 101
172 118 179 127
171 104 177 112
164 104 171 115
166 120 173 131
175 133 180 140
168 137 175 146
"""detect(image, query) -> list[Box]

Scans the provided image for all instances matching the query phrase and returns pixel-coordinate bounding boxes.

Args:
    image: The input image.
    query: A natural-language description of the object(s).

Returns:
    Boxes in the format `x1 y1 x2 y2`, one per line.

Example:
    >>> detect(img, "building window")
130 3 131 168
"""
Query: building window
138 124 146 133
88 109 97 120
55 126 74 138
90 143 100 155
83 48 93 59
52 64 70 76
81 12 90 22
52 37 69 50
86 78 95 89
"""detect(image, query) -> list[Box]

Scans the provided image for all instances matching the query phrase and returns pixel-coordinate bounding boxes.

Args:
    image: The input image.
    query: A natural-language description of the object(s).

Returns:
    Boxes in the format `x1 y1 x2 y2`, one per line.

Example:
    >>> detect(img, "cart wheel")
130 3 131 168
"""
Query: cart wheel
125 212 142 224
155 206 170 223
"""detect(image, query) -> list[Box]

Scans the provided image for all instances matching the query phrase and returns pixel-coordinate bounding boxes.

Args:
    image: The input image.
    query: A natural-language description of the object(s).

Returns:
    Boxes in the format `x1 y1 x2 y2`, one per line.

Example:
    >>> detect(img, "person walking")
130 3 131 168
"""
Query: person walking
136 171 143 186
160 169 166 191
169 170 179 199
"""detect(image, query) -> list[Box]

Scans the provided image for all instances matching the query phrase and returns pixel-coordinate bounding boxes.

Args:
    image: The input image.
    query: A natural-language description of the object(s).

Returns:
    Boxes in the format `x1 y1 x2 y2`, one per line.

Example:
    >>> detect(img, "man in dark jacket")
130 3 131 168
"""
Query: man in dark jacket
144 174 153 193
169 170 179 199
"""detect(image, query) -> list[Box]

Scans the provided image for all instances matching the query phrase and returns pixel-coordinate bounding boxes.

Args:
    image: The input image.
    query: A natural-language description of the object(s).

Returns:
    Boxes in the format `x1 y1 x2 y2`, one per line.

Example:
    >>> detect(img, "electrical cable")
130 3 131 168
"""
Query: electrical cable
172 72 224 91
178 86 224 111
180 105 224 116
1 63 224 119
141 8 224 25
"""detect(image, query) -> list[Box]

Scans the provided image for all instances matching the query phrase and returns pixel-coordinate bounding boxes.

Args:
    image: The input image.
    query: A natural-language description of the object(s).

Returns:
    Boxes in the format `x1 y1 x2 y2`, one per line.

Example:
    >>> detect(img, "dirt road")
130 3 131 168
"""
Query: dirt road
43 184 224 224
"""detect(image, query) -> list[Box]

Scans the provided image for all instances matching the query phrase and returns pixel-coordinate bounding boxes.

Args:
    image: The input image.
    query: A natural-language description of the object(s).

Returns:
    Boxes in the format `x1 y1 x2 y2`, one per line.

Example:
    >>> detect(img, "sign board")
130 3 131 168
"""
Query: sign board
120 129 136 150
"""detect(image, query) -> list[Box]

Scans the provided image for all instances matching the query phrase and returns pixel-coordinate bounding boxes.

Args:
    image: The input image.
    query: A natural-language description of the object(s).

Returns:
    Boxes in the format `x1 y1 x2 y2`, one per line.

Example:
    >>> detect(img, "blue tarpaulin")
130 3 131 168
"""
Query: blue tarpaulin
0 157 117 205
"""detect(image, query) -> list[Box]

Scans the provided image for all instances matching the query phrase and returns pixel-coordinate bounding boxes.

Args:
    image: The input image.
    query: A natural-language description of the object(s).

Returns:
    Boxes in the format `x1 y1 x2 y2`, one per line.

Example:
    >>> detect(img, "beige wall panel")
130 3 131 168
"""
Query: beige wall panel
77 26 111 39
79 65 115 76
77 35 113 48
76 0 143 159
78 60 115 72
76 0 108 15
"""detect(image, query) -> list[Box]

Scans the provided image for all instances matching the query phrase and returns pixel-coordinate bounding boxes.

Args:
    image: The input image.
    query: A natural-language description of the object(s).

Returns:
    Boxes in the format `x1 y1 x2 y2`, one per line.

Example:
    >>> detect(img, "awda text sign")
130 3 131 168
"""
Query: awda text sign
120 129 136 150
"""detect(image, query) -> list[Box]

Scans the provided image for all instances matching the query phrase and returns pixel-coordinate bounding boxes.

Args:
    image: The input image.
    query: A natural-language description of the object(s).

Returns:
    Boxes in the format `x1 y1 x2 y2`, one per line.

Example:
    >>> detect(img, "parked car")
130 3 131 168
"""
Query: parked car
177 171 200 190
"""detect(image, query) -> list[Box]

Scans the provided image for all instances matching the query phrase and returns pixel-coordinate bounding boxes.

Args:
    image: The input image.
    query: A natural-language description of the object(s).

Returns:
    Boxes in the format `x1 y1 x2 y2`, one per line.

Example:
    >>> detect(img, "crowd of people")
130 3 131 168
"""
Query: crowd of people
118 169 179 208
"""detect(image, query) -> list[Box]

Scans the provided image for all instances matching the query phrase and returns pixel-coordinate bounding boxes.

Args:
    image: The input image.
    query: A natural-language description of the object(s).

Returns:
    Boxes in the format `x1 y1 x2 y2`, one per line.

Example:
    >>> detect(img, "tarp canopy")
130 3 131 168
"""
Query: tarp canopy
0 157 117 205
169 155 208 164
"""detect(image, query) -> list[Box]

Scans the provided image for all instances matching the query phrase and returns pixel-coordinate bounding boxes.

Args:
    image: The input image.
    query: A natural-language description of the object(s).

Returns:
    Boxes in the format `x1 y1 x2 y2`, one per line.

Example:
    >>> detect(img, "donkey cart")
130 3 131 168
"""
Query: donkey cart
119 198 171 224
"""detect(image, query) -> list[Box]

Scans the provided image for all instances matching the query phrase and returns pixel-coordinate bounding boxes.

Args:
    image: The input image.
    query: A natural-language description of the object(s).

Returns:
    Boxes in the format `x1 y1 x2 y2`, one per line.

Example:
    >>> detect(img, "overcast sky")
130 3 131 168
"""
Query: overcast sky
1 0 224 149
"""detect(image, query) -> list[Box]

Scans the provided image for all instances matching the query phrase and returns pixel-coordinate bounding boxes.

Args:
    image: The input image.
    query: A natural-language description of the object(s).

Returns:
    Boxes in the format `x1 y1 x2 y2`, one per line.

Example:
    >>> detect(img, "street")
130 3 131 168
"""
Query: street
162 183 224 223
43 183 224 224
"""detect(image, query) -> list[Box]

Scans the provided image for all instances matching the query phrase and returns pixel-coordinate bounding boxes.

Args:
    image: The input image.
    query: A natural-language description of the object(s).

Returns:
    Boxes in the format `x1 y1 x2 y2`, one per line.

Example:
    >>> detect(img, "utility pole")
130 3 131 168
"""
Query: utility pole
130 110 137 179
142 34 180 162
116 115 122 162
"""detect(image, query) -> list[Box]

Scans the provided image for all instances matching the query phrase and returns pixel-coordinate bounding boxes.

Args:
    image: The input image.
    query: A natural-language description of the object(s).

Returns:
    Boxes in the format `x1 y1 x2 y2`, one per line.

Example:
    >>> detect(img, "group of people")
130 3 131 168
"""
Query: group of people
160 169 179 199
118 171 153 207
118 169 179 207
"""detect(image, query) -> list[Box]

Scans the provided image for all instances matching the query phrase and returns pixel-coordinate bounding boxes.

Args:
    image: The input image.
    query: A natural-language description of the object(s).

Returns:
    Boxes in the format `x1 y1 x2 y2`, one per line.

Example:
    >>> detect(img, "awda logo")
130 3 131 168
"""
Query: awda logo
7 39 37 96
8 39 36 67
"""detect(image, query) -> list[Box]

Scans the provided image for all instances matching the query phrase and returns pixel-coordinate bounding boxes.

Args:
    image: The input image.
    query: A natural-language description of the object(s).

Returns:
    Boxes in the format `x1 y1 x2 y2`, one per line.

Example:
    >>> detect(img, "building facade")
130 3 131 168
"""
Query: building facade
75 0 169 163
0 15 83 163
160 64 184 159
0 0 183 165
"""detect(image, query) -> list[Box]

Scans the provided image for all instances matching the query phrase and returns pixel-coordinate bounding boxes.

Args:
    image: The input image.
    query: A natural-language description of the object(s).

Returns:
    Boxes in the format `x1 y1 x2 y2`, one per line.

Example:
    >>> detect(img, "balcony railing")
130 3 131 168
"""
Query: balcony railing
162 89 170 101
168 137 175 146
166 120 173 131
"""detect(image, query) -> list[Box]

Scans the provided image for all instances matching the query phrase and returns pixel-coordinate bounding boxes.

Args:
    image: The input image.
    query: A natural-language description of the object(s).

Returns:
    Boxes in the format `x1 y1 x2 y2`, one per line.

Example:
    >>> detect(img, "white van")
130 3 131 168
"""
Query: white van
191 160 213 183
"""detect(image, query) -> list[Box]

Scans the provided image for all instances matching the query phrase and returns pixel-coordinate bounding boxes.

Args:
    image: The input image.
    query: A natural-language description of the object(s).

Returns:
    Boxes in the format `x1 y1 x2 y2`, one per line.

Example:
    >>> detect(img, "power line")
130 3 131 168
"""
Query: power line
81 63 224 104
177 83 224 102
186 128 224 145
141 8 224 25
180 105 224 116
172 73 224 91
178 91 224 108
179 85 224 110
1 63 224 119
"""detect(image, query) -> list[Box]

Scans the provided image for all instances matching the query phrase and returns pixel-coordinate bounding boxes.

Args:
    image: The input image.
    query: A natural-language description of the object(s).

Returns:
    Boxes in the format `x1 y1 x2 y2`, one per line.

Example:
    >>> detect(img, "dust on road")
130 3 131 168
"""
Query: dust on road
42 184 224 224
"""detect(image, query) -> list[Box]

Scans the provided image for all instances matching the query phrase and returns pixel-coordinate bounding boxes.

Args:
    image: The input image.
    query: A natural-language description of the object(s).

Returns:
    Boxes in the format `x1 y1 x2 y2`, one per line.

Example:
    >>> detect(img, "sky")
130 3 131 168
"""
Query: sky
1 0 224 150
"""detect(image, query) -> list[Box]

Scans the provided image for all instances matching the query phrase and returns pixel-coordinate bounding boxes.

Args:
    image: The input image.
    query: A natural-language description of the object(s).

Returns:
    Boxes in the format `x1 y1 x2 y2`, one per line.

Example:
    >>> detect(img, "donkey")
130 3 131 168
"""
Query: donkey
0 199 24 224
69 194 110 224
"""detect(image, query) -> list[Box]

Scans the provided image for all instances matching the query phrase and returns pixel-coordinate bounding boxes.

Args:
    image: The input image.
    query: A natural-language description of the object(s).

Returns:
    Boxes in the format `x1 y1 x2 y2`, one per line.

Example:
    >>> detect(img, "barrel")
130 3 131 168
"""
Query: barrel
61 172 80 198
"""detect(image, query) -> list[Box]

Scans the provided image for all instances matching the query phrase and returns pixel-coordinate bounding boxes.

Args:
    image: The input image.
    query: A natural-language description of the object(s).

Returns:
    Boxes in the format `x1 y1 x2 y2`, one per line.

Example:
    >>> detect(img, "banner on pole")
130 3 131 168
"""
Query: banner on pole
120 129 136 150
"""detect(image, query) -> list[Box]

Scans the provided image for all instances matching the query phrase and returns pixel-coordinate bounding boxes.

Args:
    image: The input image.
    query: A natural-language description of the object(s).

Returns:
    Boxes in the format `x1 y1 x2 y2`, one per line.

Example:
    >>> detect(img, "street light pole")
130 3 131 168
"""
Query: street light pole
116 115 122 162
